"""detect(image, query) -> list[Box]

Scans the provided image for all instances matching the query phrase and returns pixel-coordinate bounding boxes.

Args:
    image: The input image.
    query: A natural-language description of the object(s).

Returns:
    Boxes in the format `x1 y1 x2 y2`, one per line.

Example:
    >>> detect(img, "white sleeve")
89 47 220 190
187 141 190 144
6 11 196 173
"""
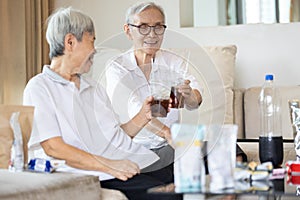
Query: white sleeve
23 78 61 148
105 60 121 101
105 61 141 123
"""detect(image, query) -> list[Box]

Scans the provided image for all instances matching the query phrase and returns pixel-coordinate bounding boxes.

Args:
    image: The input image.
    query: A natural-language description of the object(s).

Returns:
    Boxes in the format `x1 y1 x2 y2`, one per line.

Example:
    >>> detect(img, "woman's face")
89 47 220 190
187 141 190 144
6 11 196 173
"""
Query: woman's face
72 32 96 74
127 8 165 57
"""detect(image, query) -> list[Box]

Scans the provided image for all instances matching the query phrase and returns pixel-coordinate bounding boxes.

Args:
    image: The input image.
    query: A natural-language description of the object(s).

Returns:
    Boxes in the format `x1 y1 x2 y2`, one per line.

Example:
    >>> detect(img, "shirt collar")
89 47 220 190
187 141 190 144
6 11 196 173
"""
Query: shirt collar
43 65 69 84
42 65 92 91
123 48 138 71
120 48 162 73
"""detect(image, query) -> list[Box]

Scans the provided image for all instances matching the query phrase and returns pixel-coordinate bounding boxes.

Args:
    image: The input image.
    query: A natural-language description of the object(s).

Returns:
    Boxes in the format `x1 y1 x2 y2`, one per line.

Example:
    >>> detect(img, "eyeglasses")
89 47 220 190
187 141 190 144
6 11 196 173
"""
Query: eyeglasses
128 23 167 35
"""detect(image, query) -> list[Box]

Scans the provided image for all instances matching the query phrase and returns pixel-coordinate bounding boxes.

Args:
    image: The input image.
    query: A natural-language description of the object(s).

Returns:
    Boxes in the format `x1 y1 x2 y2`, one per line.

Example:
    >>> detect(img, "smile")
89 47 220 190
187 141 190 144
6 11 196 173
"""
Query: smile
144 41 158 45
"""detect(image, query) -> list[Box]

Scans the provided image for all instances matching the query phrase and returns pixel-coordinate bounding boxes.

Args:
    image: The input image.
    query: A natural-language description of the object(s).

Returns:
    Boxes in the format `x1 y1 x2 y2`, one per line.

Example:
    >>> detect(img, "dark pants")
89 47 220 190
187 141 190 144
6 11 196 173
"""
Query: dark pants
100 164 181 200
142 145 174 173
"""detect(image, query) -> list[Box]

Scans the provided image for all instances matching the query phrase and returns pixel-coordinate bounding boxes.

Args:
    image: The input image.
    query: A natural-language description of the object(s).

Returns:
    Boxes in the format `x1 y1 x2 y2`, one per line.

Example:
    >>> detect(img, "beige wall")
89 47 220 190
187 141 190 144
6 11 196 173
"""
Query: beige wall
54 0 180 45
54 0 300 88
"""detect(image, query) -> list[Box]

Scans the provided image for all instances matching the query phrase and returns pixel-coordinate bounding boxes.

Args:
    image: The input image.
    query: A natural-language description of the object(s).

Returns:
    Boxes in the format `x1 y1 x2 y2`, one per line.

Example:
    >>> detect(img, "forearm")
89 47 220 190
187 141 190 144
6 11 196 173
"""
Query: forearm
41 137 140 181
41 137 109 172
121 96 153 138
185 89 202 110
145 118 169 138
121 112 150 138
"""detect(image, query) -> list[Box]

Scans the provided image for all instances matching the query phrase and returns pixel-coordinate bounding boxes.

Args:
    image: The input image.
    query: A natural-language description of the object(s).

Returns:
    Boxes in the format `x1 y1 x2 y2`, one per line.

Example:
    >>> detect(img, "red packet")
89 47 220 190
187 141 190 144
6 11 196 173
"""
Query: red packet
286 161 300 175
287 174 300 185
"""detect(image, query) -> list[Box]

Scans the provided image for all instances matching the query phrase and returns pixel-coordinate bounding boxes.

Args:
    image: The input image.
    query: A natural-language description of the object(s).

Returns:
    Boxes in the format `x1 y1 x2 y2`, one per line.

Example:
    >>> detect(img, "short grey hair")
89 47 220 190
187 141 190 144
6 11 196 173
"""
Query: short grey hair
125 2 165 24
46 7 95 60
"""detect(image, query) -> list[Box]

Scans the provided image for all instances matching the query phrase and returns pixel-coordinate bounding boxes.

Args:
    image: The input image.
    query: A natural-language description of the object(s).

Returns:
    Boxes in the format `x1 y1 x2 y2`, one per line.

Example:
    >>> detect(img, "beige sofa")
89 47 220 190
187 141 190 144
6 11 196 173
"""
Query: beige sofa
234 86 299 163
0 105 127 200
1 45 297 199
171 45 298 163
202 45 299 163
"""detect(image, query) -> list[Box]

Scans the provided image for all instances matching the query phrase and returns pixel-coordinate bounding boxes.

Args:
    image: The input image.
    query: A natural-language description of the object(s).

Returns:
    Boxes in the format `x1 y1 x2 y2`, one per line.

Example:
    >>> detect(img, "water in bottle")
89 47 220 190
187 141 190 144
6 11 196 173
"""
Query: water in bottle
258 74 283 168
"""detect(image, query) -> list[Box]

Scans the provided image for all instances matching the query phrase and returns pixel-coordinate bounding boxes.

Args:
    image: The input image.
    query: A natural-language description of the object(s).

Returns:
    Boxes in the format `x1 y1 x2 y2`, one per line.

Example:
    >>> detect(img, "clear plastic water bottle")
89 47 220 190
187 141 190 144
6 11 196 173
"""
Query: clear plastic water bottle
258 74 283 168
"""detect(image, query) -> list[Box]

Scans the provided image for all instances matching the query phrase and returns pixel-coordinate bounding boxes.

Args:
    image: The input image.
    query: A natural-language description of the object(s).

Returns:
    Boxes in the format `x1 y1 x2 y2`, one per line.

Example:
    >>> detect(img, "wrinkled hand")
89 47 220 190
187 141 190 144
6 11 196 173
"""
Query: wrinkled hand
178 80 201 109
178 80 192 98
104 159 140 181
141 96 153 121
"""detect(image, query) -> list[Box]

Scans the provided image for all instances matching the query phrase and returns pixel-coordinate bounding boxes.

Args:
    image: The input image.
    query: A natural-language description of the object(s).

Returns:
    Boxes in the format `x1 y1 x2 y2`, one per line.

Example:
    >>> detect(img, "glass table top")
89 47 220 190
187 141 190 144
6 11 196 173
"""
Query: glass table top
148 174 300 199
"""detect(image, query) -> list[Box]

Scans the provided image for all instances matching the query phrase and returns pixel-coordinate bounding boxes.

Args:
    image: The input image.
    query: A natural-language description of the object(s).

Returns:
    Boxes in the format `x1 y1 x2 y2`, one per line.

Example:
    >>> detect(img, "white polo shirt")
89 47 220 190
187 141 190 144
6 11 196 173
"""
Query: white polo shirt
23 66 159 180
106 49 202 149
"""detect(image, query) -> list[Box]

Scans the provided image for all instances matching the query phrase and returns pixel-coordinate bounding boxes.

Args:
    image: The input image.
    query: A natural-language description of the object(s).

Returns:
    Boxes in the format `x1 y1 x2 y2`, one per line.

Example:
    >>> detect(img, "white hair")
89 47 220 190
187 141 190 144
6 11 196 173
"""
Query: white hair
46 7 94 60
125 2 165 24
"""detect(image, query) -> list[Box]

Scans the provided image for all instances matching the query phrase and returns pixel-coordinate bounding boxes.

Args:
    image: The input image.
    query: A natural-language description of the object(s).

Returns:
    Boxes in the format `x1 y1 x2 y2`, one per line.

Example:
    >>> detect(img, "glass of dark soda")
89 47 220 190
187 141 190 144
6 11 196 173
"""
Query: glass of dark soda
170 86 184 108
150 98 169 117
150 80 171 118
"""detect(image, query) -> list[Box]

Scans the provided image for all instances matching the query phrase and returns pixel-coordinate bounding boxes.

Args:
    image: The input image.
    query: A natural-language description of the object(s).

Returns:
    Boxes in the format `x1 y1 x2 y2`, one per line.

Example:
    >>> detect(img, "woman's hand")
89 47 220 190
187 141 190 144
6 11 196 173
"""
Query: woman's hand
140 96 153 121
121 96 153 138
101 158 140 181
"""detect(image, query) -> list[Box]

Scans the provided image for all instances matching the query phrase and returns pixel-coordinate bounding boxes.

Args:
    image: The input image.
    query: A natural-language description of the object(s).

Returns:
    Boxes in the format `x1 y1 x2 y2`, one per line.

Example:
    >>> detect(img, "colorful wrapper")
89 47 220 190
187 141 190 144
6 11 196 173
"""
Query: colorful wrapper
28 158 54 173
288 99 300 160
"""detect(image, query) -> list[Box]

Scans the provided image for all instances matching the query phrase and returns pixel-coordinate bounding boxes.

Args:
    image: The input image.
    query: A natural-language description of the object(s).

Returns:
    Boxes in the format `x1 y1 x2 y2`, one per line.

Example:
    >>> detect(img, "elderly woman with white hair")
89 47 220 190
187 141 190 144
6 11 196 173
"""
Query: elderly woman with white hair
23 7 180 200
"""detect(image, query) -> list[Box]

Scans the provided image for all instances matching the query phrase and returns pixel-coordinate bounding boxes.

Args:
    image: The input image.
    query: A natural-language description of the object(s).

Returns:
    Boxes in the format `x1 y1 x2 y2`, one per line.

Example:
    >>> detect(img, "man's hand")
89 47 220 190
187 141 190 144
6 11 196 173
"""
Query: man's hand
178 80 202 109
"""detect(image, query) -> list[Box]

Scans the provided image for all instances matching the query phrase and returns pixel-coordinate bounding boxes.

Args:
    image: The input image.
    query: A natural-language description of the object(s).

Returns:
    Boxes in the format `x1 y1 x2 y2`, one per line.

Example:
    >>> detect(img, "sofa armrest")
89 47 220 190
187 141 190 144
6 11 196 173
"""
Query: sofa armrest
0 170 127 200
0 170 102 200
233 88 245 139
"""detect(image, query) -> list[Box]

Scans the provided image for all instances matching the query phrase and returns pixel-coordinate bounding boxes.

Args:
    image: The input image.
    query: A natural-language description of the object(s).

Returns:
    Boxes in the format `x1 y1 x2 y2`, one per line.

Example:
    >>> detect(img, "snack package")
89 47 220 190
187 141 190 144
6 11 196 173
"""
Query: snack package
0 105 34 169
27 158 66 173
8 112 24 172
286 161 300 175
171 123 205 193
288 100 300 160
28 158 53 173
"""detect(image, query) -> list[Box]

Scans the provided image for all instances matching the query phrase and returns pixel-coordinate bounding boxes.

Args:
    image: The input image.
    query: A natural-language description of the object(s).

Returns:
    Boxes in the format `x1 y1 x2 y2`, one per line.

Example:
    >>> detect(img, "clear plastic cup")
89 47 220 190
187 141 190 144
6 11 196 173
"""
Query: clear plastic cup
206 124 238 192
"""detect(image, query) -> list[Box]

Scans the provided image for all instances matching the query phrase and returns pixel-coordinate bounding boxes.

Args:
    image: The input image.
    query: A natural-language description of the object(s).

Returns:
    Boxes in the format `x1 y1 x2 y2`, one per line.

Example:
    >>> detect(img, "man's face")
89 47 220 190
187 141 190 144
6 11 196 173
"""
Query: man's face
127 8 165 56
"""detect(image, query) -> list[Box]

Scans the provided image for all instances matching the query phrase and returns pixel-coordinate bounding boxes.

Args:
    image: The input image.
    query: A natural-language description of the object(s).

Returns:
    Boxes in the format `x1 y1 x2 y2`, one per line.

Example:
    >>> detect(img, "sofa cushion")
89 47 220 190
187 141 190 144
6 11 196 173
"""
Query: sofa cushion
203 45 236 125
244 86 300 139
166 45 237 129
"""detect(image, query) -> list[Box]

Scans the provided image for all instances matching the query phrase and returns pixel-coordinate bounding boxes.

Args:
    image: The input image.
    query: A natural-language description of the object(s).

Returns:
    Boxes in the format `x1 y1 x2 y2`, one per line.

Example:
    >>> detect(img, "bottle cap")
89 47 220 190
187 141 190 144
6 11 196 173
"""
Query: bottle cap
265 74 274 81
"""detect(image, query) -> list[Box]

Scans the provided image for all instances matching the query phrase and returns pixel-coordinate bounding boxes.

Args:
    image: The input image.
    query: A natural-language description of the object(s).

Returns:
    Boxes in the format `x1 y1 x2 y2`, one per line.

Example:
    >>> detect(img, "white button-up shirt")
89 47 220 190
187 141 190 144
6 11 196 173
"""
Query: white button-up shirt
23 66 159 180
106 49 201 149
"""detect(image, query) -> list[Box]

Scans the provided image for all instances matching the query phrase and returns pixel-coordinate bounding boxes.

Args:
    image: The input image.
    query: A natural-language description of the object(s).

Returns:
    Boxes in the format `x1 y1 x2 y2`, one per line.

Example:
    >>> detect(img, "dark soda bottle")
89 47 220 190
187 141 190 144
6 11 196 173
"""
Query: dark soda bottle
258 74 283 168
